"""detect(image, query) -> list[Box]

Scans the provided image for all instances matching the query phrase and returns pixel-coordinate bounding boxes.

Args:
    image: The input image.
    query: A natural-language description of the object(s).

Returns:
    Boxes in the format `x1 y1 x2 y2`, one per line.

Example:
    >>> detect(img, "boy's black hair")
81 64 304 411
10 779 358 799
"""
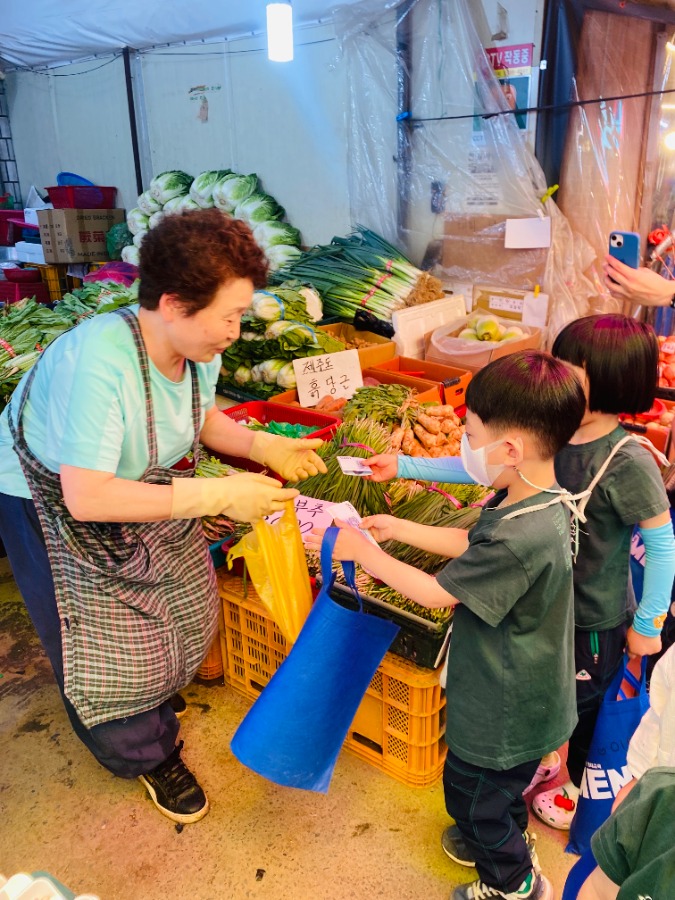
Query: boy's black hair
552 314 658 415
465 350 586 458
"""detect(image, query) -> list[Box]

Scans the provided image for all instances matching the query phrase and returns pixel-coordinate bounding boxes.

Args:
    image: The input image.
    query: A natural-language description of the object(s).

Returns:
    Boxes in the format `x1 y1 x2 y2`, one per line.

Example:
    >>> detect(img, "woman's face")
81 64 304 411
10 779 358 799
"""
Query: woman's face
166 277 254 363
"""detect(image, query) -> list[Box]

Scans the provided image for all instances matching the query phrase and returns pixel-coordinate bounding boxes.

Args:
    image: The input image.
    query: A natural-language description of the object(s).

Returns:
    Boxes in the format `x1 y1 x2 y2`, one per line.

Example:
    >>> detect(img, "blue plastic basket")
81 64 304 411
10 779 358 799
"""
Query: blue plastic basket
56 172 95 187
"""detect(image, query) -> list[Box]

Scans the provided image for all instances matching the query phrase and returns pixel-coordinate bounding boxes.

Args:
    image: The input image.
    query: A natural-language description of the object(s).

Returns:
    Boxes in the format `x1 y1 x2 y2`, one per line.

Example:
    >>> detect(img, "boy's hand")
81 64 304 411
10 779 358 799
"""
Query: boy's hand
306 519 372 562
626 625 661 659
365 454 398 482
360 514 398 543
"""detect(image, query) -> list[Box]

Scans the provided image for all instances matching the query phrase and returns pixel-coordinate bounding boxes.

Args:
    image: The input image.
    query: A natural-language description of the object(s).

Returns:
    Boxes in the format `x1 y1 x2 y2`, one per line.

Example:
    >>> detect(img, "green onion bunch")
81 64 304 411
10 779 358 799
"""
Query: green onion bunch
272 226 444 321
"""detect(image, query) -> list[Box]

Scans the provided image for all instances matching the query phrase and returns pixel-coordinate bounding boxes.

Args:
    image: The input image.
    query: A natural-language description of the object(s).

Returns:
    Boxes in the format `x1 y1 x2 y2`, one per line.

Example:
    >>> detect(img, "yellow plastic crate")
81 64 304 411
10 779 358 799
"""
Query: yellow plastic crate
195 632 224 682
344 654 447 787
217 570 287 700
32 263 69 301
217 571 447 787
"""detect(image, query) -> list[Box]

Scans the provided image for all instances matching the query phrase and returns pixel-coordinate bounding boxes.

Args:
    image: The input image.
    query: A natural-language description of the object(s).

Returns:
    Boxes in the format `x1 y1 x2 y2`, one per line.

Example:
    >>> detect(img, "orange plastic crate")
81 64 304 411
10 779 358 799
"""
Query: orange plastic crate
195 632 225 682
217 570 447 787
372 357 472 407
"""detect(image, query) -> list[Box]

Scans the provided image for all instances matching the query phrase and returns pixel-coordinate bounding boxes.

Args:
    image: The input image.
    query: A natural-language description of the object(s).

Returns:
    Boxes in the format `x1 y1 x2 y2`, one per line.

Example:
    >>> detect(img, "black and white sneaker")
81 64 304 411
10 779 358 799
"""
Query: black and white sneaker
441 825 541 874
138 741 209 824
449 871 553 900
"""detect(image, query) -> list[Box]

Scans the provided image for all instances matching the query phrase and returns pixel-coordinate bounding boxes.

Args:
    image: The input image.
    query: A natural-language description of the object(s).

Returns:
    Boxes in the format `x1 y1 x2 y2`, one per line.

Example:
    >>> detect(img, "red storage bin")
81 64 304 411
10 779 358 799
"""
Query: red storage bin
0 281 51 304
216 401 340 479
46 185 117 209
0 210 17 246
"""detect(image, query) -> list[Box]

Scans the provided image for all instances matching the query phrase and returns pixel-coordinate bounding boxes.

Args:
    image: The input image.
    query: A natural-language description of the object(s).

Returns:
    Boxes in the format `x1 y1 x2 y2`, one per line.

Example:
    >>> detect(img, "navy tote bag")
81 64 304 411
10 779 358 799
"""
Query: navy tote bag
231 527 400 793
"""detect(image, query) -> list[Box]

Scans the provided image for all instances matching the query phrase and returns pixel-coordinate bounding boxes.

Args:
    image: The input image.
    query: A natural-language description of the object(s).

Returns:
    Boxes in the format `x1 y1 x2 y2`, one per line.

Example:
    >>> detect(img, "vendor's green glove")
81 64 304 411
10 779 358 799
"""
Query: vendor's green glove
171 473 299 523
249 431 328 482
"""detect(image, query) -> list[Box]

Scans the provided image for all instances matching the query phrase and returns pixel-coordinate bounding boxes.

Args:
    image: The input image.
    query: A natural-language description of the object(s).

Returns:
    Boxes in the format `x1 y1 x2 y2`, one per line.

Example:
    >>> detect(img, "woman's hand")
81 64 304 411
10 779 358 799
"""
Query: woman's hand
249 432 327 481
360 514 398 543
306 520 372 562
603 255 674 306
365 454 398 482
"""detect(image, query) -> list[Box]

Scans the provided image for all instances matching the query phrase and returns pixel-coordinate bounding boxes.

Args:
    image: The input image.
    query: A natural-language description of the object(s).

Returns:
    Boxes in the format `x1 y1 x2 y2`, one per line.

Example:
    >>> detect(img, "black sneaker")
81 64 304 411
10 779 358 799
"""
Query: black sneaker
442 825 540 874
169 693 188 719
138 741 209 824
449 871 553 900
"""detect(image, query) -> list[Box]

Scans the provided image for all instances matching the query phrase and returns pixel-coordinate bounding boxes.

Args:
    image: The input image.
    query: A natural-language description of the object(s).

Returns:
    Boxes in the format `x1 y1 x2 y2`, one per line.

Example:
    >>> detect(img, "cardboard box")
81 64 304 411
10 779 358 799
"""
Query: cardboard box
318 323 396 368
425 315 541 374
37 208 125 263
361 367 442 403
442 214 548 291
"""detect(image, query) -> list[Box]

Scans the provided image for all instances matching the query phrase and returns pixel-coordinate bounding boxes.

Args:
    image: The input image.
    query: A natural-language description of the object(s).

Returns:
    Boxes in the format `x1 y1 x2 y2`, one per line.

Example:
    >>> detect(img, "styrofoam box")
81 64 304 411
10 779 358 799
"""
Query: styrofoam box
14 241 46 264
425 315 541 374
391 293 465 359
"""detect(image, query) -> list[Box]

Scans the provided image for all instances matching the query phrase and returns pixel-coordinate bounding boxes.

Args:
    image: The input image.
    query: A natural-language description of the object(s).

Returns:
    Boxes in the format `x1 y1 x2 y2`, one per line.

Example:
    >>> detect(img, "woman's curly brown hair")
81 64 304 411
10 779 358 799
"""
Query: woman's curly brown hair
138 208 268 314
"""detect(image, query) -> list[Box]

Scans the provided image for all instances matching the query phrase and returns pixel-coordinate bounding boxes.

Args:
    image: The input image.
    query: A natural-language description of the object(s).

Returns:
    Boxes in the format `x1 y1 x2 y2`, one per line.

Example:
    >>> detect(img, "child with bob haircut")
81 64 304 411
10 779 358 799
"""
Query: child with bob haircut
532 314 675 830
308 350 587 900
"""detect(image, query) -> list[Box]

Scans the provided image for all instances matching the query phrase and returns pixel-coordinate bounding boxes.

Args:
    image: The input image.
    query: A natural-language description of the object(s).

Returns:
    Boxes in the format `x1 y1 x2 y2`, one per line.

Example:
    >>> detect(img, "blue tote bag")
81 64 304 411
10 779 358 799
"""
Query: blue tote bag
567 654 649 855
231 527 400 793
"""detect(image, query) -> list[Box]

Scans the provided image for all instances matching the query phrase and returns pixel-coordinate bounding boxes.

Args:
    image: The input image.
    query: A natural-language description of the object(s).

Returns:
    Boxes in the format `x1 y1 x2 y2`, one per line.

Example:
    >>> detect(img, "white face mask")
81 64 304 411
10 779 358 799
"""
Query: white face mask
460 433 508 486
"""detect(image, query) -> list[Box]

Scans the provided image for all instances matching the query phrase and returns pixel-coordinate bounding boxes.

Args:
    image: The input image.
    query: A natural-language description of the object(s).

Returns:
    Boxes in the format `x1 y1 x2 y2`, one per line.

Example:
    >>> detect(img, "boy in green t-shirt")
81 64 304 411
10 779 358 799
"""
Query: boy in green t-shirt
308 350 586 900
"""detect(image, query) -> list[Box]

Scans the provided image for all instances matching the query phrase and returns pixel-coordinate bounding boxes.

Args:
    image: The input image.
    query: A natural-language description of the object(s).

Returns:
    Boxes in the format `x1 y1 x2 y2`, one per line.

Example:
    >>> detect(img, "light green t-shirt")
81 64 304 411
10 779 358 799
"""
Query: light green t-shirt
0 306 221 499
437 489 578 769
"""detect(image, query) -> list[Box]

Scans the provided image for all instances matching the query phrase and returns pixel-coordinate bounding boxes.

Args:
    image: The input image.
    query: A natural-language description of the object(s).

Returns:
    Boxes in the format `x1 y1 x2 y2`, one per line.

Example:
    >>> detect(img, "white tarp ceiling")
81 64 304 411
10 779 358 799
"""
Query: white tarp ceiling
0 0 367 68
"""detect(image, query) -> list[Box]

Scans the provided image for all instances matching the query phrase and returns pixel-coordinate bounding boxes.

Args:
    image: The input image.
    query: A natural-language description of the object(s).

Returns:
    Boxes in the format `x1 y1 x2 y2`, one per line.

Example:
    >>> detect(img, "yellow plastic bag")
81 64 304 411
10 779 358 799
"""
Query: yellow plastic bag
227 500 313 644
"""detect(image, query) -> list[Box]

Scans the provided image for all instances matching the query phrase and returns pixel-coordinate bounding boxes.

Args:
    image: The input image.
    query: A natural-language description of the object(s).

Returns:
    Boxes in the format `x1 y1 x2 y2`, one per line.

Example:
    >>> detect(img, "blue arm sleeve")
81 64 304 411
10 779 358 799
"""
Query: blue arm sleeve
397 455 476 484
633 522 675 637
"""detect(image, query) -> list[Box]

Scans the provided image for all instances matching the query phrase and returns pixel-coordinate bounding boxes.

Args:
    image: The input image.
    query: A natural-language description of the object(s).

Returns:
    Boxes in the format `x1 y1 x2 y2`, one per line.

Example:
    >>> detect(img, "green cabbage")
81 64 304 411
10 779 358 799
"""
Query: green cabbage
189 170 232 208
276 362 297 389
137 190 161 215
250 291 284 322
162 196 184 214
132 231 145 248
253 221 301 249
234 193 285 225
126 208 149 234
213 174 259 212
149 171 193 204
299 286 322 322
233 365 253 386
149 211 164 229
257 358 287 384
121 245 140 266
177 196 201 211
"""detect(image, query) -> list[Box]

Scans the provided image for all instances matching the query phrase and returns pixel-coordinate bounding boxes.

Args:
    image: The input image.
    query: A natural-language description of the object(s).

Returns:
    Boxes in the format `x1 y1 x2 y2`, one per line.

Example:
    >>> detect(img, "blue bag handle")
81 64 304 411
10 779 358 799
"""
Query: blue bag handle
616 653 647 701
320 527 363 612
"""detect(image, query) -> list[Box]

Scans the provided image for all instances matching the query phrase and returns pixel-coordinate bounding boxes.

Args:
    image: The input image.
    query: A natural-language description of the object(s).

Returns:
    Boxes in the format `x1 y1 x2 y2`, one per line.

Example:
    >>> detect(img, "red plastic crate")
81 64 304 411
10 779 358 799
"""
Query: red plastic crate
0 210 16 246
216 400 339 479
46 185 117 209
0 281 51 304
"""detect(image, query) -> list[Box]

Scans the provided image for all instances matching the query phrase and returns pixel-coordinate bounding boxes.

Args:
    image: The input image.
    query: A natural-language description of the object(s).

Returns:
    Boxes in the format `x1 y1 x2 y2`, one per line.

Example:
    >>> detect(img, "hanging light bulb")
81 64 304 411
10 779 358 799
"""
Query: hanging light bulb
267 2 294 62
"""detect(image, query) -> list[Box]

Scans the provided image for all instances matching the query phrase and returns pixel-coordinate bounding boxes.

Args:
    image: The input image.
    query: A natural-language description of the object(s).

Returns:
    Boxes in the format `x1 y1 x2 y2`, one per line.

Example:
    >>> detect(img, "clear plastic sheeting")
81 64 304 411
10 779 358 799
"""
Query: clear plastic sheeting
333 0 597 343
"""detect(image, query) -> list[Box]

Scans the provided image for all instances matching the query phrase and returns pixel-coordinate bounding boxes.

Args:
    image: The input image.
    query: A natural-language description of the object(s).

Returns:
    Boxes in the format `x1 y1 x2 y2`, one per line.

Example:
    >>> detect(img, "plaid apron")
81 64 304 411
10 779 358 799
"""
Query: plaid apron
8 307 219 728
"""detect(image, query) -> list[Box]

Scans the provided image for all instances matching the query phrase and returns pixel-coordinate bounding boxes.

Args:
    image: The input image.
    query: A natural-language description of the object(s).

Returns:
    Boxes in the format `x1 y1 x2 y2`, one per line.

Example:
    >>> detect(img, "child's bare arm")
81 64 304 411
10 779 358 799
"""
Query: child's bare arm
361 514 469 558
306 523 458 609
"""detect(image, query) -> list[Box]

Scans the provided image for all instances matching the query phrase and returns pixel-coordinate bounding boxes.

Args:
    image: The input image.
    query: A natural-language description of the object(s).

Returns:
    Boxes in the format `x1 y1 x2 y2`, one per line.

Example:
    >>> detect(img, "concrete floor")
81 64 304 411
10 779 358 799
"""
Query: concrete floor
0 556 576 899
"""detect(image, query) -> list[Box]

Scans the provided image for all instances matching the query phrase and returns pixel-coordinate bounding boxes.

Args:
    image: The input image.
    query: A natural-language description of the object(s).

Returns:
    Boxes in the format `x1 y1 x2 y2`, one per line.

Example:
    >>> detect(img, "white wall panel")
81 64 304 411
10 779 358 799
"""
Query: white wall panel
7 56 137 210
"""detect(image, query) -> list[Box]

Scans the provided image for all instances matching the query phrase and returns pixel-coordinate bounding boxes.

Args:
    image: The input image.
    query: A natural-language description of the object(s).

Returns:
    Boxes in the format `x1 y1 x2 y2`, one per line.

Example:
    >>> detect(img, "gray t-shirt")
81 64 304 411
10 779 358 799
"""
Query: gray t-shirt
437 489 577 769
555 427 669 631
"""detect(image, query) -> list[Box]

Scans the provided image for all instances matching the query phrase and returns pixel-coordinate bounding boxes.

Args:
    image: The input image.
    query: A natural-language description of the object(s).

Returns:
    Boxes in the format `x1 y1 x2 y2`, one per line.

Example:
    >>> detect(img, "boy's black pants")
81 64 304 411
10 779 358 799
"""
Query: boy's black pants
443 748 539 893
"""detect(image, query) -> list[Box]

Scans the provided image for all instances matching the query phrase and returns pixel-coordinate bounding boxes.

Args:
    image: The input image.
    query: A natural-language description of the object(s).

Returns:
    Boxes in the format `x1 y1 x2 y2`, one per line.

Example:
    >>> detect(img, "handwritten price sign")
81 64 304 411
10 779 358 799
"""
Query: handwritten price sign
293 349 363 408
265 495 334 543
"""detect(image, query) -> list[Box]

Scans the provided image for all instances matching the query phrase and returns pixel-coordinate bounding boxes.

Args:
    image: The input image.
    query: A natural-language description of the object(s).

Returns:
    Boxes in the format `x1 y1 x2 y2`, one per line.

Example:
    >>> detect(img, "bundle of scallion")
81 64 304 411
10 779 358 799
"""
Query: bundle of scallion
288 419 391 516
194 450 250 542
272 226 444 321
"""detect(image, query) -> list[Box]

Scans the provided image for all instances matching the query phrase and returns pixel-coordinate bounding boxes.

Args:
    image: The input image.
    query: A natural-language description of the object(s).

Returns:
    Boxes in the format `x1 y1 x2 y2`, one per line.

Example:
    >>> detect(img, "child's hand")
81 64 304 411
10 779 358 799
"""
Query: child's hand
365 454 398 482
360 514 398 543
306 519 371 562
626 625 661 659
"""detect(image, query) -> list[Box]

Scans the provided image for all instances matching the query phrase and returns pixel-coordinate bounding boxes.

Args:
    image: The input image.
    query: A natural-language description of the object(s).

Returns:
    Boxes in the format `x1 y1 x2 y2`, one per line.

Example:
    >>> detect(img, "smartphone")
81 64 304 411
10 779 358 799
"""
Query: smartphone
609 231 641 269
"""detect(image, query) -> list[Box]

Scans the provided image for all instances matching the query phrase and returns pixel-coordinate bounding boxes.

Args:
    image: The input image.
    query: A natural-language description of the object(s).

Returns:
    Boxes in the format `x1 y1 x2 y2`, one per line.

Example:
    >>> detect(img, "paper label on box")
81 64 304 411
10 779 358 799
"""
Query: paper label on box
504 217 551 249
293 349 362 408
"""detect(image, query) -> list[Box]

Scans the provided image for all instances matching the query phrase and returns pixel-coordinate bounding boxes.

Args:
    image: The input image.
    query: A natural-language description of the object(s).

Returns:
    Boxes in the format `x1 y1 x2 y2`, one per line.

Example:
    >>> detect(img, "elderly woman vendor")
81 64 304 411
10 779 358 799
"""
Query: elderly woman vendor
0 209 326 824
